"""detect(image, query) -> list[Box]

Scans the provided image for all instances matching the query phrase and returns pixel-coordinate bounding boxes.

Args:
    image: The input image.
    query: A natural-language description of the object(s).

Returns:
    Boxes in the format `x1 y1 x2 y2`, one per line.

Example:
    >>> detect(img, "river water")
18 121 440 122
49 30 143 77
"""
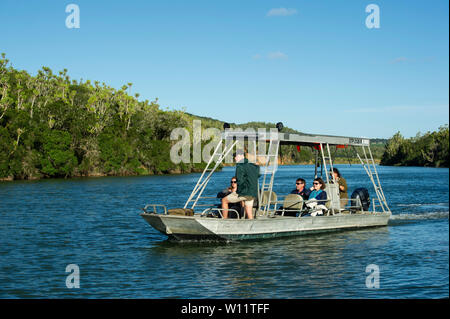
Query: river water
0 165 448 298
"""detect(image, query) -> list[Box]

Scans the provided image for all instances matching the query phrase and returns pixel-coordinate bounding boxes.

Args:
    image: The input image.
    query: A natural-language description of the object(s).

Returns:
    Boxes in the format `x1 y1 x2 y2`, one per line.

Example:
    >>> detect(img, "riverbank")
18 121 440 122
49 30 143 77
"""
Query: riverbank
0 166 207 182
1 160 382 182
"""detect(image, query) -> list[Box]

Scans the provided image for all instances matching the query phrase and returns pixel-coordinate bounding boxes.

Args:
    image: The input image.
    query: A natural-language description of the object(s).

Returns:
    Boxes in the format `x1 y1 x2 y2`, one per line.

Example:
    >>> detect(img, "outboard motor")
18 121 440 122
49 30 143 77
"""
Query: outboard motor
350 188 370 211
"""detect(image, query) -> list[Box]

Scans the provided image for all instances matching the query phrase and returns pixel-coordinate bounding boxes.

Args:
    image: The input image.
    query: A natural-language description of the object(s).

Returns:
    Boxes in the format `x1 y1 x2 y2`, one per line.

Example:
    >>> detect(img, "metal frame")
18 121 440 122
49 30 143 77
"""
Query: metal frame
184 139 238 210
319 142 339 215
182 129 388 217
258 137 280 216
142 204 168 215
355 145 390 213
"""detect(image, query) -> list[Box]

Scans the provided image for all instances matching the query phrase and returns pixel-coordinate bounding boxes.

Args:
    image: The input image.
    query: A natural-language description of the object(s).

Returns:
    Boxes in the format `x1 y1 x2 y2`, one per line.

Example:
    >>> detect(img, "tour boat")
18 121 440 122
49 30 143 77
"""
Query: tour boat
140 126 391 241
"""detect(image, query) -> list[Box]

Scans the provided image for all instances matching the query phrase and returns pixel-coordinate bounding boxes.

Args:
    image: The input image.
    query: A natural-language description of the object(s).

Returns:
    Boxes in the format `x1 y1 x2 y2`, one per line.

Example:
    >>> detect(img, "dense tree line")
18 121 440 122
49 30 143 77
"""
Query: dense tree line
380 126 449 167
0 54 205 180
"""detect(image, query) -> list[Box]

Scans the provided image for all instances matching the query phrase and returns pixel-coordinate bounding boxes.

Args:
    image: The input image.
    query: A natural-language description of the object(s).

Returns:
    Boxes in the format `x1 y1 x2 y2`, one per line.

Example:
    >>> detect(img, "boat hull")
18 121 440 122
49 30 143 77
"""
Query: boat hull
140 211 391 241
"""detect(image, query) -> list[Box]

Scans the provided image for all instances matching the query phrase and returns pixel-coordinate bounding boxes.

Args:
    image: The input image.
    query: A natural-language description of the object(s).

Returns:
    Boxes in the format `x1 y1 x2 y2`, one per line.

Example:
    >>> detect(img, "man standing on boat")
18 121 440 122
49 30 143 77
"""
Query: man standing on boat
221 149 260 219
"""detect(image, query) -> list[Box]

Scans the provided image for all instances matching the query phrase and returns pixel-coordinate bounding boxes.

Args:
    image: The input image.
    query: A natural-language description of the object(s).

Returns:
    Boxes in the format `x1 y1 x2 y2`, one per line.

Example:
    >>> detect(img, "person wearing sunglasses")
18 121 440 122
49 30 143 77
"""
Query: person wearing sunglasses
309 178 327 201
217 177 238 199
305 178 328 216
290 178 311 200
275 177 311 217
217 177 242 218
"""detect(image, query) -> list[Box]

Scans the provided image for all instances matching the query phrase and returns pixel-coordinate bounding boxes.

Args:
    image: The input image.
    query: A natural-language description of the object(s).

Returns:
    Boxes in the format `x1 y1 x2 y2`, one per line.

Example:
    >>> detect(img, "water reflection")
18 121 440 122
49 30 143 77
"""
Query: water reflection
143 227 392 298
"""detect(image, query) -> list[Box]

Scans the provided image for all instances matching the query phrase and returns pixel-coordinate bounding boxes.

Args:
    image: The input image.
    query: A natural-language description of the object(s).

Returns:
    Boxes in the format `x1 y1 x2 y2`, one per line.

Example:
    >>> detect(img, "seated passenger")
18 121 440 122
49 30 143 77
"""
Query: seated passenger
217 176 238 199
330 168 348 207
290 178 311 200
305 177 328 216
218 177 243 218
276 178 311 217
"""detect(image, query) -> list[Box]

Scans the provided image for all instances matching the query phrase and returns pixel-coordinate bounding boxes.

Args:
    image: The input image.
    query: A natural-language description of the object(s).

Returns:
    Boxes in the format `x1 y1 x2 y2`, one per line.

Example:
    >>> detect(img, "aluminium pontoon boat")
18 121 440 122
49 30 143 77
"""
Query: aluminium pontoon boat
140 127 391 241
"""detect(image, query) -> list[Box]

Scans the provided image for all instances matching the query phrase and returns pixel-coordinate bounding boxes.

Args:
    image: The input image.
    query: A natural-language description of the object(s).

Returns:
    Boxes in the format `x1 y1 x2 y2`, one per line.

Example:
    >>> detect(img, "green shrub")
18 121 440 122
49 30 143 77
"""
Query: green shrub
39 130 77 177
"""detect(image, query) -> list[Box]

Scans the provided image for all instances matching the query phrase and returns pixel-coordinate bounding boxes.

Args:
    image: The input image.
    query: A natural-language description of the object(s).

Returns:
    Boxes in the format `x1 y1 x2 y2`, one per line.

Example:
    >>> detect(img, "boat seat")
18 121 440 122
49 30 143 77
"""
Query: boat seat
260 191 277 207
280 194 303 216
258 191 278 217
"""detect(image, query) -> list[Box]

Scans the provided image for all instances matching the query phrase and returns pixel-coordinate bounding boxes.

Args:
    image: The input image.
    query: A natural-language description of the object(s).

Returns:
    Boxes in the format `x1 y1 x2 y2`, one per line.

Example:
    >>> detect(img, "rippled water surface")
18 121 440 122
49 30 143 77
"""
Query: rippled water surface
0 165 448 298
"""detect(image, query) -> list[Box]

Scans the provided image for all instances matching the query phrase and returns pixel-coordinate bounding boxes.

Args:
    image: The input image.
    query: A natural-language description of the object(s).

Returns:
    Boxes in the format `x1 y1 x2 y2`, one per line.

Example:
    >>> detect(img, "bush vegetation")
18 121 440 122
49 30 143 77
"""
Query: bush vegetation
0 54 197 179
380 126 449 167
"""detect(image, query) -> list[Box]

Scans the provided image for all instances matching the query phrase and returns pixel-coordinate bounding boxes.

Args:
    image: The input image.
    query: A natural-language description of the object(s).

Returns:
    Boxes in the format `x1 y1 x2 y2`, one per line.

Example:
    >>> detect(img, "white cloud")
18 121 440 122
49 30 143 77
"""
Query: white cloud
344 105 445 113
267 8 298 17
390 56 438 64
390 57 411 64
267 51 288 60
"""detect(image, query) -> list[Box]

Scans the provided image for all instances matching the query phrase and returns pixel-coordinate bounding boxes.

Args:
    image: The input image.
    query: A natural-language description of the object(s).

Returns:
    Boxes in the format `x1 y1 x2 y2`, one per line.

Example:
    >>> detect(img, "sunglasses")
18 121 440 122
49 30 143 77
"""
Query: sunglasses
313 182 320 185
231 181 237 184
296 182 304 185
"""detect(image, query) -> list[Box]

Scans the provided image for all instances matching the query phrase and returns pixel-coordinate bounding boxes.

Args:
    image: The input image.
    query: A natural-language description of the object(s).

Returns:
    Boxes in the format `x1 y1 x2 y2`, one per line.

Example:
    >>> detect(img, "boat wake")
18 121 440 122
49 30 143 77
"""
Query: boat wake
389 211 449 221
396 202 449 208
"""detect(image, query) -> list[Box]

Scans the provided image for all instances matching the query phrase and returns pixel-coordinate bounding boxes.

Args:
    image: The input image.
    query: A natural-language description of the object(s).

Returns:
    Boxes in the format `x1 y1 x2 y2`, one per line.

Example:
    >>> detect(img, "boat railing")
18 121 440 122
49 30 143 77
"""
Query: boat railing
279 195 385 215
271 194 300 217
345 197 384 213
260 194 332 217
142 204 168 215
191 196 218 207
200 207 240 219
370 198 384 213
271 194 387 216
141 197 384 218
185 196 225 213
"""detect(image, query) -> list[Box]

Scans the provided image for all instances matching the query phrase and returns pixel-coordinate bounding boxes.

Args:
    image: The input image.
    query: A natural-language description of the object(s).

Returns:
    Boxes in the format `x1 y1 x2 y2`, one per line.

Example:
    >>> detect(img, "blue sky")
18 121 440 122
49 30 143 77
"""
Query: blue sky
1 0 448 138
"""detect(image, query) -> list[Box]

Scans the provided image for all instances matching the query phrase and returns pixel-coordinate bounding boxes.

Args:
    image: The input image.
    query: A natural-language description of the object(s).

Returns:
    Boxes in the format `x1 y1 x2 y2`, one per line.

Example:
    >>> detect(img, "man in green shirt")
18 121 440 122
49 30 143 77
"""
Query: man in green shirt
221 150 260 219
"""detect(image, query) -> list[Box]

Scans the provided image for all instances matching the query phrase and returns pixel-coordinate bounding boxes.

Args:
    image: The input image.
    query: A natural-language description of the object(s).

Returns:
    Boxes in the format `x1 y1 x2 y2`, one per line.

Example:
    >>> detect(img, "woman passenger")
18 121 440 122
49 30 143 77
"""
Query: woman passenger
302 177 328 216
331 168 348 207
308 177 327 204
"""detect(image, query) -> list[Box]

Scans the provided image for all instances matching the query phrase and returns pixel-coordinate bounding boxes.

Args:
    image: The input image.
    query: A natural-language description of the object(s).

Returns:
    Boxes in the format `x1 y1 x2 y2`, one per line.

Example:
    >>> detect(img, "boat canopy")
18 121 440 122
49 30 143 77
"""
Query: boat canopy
222 130 371 147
